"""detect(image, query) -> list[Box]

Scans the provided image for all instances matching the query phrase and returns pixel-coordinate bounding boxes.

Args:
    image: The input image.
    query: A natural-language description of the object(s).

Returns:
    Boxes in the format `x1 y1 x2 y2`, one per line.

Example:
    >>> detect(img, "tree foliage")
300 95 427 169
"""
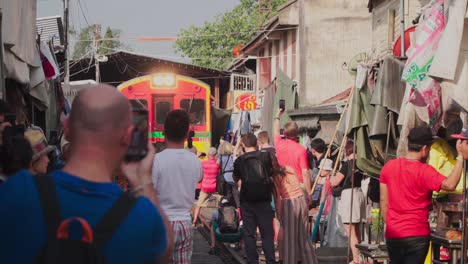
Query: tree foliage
174 0 288 70
72 26 130 59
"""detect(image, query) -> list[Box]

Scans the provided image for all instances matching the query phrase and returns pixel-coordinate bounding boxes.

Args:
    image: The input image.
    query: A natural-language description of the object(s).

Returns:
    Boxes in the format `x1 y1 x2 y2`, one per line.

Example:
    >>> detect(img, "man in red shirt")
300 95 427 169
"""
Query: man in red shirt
380 126 464 264
273 109 311 195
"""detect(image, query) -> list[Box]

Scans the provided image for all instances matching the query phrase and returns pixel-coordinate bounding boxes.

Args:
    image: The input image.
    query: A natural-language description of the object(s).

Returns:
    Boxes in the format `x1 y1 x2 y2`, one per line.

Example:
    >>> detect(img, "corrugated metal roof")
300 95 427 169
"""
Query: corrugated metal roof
321 87 352 104
37 16 64 47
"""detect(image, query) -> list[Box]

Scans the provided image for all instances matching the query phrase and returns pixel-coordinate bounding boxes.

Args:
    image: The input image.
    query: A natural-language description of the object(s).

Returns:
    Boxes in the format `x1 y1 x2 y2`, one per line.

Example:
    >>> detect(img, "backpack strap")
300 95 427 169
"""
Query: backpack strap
222 155 230 173
93 192 138 251
34 174 62 240
33 175 62 239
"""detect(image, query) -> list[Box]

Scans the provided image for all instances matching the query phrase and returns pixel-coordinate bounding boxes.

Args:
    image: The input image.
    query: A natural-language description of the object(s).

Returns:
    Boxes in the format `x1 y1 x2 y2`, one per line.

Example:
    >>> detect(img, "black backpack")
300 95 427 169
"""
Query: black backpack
216 155 233 195
34 175 137 264
218 206 239 233
238 151 272 203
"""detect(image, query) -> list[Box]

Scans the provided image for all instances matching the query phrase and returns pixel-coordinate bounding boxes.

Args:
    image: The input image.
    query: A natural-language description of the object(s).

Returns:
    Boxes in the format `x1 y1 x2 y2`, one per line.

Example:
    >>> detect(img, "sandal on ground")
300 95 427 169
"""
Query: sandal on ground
208 248 217 255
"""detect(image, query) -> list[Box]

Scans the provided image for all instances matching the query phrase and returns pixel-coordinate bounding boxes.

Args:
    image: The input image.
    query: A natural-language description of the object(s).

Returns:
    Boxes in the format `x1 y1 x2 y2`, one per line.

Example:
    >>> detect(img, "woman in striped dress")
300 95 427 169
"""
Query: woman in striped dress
271 154 318 264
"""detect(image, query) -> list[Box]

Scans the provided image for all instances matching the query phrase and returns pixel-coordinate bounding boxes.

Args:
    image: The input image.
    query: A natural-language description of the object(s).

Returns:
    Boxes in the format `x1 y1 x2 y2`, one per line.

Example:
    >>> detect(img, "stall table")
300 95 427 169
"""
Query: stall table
431 230 462 264
356 243 389 264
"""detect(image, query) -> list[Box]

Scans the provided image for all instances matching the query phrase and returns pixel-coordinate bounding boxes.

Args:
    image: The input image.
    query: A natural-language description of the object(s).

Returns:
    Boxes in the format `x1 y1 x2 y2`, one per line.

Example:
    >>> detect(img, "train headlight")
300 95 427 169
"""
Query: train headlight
152 74 175 87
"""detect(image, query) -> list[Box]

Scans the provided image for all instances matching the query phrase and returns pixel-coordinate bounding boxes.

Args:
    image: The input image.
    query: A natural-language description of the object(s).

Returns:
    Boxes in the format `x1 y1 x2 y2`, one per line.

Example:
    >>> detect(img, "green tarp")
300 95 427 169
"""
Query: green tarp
273 69 298 128
348 84 391 177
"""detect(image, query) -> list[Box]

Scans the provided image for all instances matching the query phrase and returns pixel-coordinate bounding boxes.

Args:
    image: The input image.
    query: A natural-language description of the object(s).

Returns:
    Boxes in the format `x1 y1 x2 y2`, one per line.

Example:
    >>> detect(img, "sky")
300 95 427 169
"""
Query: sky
37 0 239 62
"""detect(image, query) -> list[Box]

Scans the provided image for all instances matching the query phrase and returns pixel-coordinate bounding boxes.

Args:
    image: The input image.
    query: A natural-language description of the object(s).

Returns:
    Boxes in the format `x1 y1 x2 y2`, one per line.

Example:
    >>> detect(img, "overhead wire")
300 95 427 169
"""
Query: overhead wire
77 0 91 27
61 49 94 70
96 46 298 61
68 64 95 78
68 26 299 42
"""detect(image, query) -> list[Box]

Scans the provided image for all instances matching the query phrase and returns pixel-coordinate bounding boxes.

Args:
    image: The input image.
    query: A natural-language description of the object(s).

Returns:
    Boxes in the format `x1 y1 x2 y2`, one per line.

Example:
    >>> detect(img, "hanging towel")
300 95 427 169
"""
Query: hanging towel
40 42 59 80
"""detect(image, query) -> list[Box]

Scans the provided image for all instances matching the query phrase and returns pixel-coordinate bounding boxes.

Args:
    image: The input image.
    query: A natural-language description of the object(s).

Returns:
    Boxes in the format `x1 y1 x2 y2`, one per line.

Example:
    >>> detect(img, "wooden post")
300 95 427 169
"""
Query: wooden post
388 9 396 50
214 78 220 108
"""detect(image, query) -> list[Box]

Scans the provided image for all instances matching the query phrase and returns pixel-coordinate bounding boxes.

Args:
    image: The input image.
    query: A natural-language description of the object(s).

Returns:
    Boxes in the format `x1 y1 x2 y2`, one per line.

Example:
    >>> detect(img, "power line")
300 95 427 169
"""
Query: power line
77 0 91 27
61 49 93 70
97 46 298 61
68 26 299 43
96 74 232 85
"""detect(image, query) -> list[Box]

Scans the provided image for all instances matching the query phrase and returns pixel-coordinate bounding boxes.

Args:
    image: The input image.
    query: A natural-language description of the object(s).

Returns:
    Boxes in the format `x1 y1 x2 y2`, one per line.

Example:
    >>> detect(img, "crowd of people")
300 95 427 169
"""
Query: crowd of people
0 83 467 264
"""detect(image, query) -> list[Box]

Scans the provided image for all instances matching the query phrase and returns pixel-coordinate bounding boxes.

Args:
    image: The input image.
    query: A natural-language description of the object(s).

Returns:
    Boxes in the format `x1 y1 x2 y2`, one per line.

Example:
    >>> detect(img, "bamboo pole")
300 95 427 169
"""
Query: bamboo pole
346 131 357 264
310 85 355 196
462 160 467 264
310 132 349 242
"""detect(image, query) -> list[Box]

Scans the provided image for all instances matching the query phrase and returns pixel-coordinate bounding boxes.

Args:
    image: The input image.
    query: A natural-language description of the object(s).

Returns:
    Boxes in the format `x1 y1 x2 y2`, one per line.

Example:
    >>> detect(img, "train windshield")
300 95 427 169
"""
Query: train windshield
155 101 172 125
129 99 148 111
180 99 205 125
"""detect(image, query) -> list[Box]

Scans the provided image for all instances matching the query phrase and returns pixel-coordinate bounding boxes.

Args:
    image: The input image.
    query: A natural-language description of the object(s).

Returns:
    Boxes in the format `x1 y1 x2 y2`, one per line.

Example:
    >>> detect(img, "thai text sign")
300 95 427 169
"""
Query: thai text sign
230 73 257 113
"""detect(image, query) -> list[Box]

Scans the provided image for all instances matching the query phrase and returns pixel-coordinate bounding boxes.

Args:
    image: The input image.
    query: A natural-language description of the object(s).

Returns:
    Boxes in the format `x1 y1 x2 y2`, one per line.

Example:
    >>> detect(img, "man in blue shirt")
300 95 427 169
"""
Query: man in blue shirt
0 85 171 263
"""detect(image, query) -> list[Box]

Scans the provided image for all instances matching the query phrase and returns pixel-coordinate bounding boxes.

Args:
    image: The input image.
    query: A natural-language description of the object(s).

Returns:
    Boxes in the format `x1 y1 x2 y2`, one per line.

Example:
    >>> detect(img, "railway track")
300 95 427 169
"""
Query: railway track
196 224 243 264
194 199 269 264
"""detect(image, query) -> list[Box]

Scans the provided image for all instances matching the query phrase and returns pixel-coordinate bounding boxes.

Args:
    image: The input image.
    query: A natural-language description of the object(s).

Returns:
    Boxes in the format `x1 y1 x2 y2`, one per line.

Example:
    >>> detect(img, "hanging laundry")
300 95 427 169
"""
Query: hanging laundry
367 65 378 94
355 64 368 90
40 42 59 80
371 57 406 114
239 111 252 135
40 53 55 80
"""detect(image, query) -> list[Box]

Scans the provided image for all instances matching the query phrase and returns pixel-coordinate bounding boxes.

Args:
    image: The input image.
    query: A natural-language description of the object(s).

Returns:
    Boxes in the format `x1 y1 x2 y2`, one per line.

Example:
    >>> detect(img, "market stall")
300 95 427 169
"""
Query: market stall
311 1 468 263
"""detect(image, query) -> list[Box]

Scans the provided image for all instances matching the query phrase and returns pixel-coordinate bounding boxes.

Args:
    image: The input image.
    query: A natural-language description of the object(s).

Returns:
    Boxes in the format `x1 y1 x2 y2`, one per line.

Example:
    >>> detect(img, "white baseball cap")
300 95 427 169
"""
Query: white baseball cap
319 159 333 171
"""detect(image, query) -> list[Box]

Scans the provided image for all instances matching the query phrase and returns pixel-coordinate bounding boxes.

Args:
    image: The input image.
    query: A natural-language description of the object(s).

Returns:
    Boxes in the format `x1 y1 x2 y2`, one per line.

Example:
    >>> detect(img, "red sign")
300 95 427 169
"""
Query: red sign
235 93 256 111
393 26 416 58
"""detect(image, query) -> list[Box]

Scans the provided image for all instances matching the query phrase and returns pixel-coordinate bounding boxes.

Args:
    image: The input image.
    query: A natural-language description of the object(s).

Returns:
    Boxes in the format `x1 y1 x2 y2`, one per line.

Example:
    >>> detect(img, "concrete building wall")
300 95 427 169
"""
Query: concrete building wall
300 0 373 105
370 0 431 56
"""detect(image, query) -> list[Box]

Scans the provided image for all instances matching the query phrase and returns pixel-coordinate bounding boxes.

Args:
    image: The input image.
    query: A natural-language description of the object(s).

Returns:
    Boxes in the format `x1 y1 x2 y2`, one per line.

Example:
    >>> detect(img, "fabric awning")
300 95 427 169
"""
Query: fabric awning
1 0 42 85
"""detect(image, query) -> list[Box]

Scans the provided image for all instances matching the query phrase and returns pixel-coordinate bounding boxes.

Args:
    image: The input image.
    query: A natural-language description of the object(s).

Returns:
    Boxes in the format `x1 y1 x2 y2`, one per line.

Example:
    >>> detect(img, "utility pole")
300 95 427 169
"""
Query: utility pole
94 24 101 82
63 0 70 84
400 0 406 58
0 8 5 99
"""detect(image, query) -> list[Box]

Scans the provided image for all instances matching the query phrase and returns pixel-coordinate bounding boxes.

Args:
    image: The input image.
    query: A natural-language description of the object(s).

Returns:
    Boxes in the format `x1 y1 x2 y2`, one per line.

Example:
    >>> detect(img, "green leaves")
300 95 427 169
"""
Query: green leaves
72 26 130 59
98 27 124 55
72 25 94 59
174 0 287 70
